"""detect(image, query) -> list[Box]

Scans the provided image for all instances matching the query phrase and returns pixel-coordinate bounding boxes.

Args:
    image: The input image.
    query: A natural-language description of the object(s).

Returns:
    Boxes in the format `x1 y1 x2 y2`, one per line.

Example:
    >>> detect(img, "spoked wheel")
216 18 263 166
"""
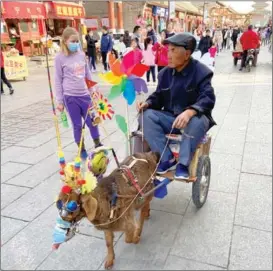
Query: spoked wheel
192 155 211 208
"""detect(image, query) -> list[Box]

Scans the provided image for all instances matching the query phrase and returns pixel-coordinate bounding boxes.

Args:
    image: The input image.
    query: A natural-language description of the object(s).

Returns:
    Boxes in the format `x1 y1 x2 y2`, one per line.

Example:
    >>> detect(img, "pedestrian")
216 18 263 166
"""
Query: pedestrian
166 23 175 38
136 14 146 28
100 26 112 72
146 24 157 45
261 28 266 46
123 30 131 48
114 35 126 58
109 32 118 59
142 37 156 84
208 42 217 58
225 26 233 50
222 26 227 49
231 25 240 50
152 30 168 73
85 29 97 72
132 25 142 44
54 27 102 159
198 29 213 56
239 25 260 71
213 26 223 54
1 50 14 95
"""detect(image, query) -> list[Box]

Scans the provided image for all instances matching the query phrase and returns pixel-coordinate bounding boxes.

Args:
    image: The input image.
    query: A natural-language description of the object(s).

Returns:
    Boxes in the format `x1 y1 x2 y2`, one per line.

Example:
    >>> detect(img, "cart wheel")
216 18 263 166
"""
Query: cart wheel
234 58 238 66
192 155 211 208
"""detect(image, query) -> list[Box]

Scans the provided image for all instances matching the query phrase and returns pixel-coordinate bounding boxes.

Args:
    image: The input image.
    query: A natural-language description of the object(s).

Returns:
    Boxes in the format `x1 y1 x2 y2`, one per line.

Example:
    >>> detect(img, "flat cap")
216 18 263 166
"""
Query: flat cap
164 33 197 54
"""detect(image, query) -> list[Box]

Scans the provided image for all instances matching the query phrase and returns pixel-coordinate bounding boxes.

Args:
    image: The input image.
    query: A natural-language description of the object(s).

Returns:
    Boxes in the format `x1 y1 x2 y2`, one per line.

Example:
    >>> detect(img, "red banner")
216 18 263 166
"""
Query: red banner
2 1 46 19
48 2 85 19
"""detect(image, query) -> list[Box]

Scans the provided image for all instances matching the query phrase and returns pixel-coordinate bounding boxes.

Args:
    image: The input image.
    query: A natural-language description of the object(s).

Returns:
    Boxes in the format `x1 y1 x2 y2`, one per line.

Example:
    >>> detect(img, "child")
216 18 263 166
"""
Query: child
123 38 143 64
54 27 102 160
208 42 217 58
142 37 156 84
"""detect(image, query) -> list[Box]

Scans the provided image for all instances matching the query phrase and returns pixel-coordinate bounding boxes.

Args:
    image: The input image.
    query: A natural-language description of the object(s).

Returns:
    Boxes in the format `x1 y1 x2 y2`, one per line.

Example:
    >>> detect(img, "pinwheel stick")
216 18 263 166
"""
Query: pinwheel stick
125 101 131 156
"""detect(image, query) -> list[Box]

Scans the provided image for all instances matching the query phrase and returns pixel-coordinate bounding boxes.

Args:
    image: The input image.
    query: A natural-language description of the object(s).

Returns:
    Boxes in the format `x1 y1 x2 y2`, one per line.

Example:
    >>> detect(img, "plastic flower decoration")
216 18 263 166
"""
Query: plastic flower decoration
92 91 115 120
99 50 150 105
192 51 215 72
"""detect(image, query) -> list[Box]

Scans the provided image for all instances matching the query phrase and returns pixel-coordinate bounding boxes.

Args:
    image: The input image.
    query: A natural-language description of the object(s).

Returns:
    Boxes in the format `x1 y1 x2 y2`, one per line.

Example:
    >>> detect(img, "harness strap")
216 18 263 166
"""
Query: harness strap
127 156 148 169
121 166 145 196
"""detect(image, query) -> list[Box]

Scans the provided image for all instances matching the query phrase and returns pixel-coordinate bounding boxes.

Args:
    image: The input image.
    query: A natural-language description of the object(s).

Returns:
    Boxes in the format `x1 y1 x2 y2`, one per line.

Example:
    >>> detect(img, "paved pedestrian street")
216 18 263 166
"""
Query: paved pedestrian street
1 47 272 270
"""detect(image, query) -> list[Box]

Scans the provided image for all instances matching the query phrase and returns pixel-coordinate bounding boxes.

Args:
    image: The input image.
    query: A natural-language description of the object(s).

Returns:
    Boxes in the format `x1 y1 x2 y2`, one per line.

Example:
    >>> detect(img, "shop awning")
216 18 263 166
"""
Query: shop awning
45 1 85 19
1 1 47 19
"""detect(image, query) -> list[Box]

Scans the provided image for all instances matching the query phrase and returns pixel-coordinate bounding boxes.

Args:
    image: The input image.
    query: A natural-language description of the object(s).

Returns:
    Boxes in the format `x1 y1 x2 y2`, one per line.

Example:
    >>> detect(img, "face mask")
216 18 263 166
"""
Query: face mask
68 42 79 52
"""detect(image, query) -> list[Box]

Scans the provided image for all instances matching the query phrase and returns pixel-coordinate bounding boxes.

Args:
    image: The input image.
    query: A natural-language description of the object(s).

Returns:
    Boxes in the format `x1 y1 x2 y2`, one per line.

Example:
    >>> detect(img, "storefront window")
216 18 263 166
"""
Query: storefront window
20 21 29 32
31 20 38 32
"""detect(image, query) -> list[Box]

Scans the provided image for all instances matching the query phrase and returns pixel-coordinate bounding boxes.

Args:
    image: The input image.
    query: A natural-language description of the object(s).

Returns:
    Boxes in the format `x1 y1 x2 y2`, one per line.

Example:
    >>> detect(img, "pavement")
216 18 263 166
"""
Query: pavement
1 46 272 270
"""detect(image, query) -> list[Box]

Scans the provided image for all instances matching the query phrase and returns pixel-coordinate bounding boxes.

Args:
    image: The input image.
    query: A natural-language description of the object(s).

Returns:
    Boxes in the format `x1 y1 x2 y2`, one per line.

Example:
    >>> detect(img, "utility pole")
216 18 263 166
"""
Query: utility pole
203 0 207 28
167 0 171 26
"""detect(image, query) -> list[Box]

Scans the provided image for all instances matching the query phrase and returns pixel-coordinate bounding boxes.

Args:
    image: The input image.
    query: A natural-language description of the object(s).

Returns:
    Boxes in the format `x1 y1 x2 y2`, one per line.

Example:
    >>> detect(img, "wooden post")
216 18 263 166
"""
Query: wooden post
117 1 124 34
108 0 115 33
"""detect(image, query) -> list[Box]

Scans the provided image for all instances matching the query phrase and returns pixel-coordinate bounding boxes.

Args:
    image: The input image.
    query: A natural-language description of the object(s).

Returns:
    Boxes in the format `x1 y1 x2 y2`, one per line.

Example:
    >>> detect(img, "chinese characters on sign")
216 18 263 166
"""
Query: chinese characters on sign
55 4 84 18
4 56 29 80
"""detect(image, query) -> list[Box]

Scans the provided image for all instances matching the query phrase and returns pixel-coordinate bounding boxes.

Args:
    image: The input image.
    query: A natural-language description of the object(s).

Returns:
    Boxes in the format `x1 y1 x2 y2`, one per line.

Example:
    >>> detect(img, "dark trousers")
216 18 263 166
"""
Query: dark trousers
146 66 156 82
89 56 96 70
1 67 12 93
101 52 108 71
158 66 165 73
139 110 209 166
241 50 248 68
222 38 227 49
233 40 237 50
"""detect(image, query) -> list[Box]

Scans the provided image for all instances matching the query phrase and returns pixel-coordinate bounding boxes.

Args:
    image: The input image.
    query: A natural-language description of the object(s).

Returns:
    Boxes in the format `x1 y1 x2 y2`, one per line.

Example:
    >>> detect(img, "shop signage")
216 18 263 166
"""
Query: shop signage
101 18 109 28
169 1 175 19
51 2 85 19
152 6 166 17
4 56 29 80
85 18 99 29
2 1 46 19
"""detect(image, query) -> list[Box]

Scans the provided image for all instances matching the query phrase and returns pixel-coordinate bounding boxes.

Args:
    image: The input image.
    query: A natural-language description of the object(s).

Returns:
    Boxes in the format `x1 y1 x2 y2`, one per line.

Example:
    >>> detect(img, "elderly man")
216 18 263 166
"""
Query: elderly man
138 33 216 180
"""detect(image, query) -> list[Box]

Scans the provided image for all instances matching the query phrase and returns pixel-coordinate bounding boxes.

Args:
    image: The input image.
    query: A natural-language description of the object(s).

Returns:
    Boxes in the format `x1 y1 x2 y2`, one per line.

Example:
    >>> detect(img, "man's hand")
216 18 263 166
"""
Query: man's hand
137 101 149 112
57 103 64 112
172 109 197 129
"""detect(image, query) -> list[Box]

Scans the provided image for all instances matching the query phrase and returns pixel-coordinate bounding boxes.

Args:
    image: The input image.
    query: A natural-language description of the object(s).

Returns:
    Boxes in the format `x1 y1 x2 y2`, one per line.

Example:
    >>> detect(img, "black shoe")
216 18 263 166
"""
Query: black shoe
9 89 14 95
1 91 4 94
239 68 243 71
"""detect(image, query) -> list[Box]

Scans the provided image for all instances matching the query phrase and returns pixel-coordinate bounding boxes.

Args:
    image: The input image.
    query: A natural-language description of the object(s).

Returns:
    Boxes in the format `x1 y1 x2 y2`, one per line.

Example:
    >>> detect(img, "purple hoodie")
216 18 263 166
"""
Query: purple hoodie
54 51 92 104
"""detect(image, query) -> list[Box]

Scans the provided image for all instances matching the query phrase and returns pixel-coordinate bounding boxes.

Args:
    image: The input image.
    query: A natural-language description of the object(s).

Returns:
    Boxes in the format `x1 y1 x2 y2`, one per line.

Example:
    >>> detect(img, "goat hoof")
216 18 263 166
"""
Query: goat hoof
104 258 114 269
125 237 133 243
133 236 140 244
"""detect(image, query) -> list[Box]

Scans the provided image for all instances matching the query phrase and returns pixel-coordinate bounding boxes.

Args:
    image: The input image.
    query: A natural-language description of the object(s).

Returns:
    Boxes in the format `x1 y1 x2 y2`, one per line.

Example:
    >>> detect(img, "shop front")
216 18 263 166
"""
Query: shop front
44 1 85 40
1 1 47 56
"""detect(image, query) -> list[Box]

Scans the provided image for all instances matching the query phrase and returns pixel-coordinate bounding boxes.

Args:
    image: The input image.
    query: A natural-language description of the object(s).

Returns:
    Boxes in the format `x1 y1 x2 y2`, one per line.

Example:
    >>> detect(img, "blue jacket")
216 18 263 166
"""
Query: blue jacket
147 29 157 45
146 58 216 128
100 33 112 52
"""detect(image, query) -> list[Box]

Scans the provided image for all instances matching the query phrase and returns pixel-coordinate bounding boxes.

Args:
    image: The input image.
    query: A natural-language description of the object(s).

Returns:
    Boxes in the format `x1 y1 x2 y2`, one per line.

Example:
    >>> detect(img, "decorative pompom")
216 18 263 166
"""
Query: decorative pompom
77 180 86 186
74 157 81 164
61 185 72 194
59 170 65 175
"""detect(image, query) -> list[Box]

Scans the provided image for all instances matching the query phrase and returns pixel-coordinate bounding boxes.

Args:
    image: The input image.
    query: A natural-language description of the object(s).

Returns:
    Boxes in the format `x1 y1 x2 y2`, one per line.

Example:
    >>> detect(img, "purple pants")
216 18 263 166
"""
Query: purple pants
64 95 99 144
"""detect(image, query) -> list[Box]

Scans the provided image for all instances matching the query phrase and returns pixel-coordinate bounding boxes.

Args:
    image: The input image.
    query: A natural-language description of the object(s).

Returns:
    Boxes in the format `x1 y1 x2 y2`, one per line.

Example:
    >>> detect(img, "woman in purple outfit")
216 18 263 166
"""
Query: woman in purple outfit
54 27 102 160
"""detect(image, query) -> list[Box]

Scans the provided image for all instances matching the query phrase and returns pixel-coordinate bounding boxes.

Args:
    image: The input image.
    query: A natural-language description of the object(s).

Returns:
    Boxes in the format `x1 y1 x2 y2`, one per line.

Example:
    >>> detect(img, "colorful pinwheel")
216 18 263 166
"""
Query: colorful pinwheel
99 50 149 105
